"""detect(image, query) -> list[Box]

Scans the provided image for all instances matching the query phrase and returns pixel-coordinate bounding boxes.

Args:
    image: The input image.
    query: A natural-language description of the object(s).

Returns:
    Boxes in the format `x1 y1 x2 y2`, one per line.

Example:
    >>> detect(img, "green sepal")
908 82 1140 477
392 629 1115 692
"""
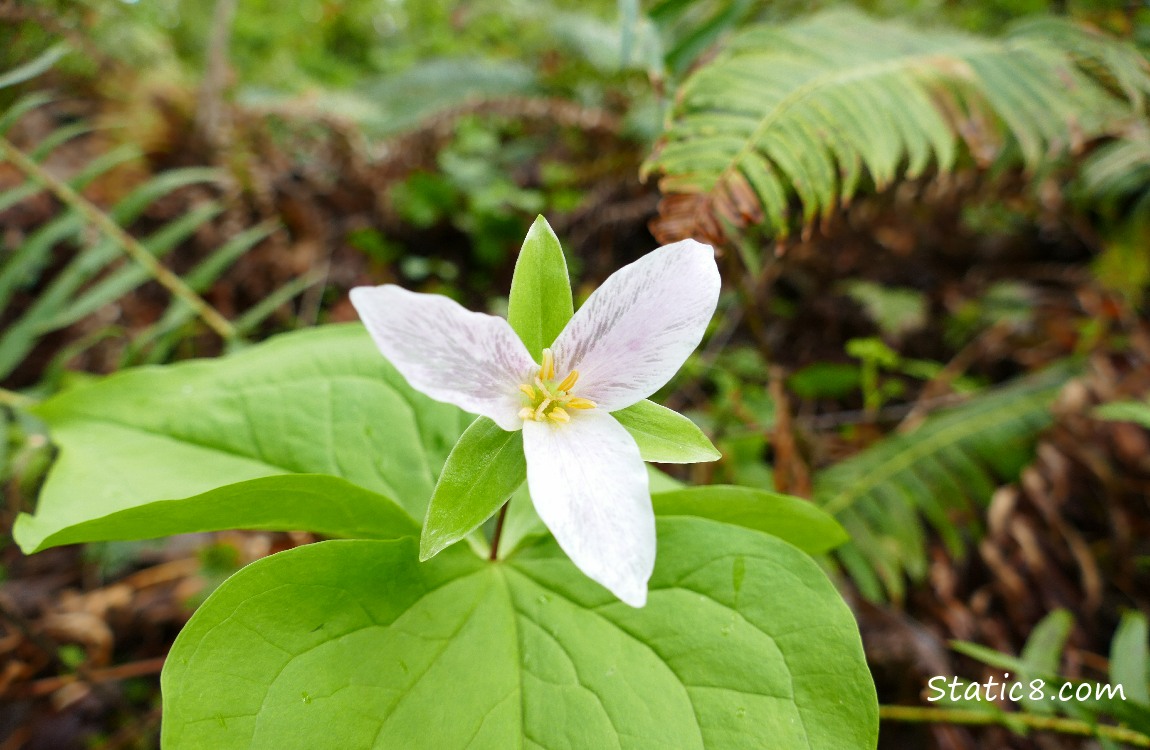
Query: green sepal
507 215 573 358
652 485 849 555
420 417 526 560
613 399 721 463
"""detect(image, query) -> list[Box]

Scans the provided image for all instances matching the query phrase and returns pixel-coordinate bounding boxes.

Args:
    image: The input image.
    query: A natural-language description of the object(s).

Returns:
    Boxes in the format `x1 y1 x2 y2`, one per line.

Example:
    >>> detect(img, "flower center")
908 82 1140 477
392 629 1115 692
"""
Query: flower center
518 348 596 424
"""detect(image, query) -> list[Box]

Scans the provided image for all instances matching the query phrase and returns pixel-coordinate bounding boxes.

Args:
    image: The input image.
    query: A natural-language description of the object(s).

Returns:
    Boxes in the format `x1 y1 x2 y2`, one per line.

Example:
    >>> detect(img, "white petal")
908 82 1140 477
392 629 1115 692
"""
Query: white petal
350 285 536 430
552 239 719 411
522 410 654 607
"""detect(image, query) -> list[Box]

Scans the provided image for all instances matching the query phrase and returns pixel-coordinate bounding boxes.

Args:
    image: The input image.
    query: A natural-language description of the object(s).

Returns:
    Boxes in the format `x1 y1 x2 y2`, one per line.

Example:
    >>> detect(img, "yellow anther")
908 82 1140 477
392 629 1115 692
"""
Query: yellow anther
517 352 596 424
556 370 579 393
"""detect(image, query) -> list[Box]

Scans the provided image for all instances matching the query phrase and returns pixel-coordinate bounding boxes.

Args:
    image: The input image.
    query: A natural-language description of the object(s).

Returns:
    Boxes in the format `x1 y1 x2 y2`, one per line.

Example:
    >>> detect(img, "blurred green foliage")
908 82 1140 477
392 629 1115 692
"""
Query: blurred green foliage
10 0 1147 93
390 115 586 267
104 0 634 97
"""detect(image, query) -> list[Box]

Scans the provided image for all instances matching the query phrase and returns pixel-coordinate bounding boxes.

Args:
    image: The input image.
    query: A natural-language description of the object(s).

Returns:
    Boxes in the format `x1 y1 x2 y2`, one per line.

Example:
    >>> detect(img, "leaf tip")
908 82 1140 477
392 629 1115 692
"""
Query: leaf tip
418 532 444 562
823 520 851 552
526 214 554 238
11 513 46 555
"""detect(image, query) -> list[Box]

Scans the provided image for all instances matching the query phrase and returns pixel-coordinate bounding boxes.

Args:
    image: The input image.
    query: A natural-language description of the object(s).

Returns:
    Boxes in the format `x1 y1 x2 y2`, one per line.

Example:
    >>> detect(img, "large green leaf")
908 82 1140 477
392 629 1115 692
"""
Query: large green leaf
15 325 471 553
162 518 878 749
653 485 847 554
16 475 418 554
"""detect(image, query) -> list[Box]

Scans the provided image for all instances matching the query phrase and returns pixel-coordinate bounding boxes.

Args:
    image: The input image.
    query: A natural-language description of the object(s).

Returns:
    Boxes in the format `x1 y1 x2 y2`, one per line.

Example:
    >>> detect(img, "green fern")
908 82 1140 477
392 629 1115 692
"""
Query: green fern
644 0 760 77
0 44 67 92
0 50 289 381
815 363 1079 602
642 10 1150 244
952 609 1150 743
1080 124 1150 220
1094 398 1150 430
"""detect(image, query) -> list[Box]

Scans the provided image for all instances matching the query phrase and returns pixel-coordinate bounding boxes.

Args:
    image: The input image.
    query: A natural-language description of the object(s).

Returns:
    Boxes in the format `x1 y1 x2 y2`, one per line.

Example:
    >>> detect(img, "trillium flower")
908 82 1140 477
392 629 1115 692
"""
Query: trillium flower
350 238 719 607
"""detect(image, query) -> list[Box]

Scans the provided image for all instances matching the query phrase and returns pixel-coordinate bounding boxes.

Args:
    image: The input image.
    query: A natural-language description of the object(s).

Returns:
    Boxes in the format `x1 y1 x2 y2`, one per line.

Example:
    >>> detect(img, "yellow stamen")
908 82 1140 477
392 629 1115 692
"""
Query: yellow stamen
556 370 579 392
517 351 597 424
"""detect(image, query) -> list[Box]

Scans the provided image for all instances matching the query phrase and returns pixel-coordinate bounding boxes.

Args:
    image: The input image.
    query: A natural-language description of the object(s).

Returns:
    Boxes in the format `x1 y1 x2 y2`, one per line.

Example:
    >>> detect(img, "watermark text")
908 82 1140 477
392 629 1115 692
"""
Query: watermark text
926 674 1126 704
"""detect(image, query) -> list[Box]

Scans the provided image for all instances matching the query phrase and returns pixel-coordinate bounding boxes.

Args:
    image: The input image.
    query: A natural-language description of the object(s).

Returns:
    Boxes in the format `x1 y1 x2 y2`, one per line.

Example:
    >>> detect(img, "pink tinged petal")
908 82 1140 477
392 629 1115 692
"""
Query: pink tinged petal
551 239 720 411
522 410 654 607
350 285 536 431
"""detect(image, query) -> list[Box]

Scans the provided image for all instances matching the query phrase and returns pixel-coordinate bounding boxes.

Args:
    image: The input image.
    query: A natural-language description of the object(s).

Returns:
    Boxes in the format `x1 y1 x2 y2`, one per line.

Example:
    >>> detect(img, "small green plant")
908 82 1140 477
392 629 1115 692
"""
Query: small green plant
388 114 597 274
845 337 905 416
13 218 878 748
844 337 981 418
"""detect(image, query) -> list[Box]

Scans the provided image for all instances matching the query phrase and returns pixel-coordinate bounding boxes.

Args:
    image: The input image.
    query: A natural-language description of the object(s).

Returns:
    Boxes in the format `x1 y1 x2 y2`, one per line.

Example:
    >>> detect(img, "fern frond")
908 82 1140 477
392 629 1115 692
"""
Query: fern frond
952 610 1150 736
815 363 1079 602
1080 124 1150 219
0 52 283 381
643 10 1150 245
0 45 67 90
128 220 279 365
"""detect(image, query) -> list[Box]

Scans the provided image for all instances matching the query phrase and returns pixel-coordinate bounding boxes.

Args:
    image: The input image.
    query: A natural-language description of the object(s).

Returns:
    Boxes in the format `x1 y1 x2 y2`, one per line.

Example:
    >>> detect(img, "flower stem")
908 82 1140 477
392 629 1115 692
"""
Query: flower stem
879 704 1150 746
0 388 35 409
488 502 510 561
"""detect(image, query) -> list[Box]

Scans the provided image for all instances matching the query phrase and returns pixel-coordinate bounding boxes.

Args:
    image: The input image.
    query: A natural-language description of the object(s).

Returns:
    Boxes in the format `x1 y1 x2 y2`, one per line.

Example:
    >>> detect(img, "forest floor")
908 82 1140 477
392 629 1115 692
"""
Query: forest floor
2 65 1149 750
